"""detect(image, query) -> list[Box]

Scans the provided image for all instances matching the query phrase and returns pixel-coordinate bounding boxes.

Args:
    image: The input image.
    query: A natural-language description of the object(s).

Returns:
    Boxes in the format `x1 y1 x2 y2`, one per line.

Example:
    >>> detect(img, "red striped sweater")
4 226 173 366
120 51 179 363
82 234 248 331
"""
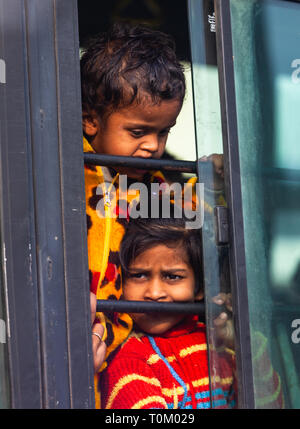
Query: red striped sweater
100 316 234 409
100 316 284 409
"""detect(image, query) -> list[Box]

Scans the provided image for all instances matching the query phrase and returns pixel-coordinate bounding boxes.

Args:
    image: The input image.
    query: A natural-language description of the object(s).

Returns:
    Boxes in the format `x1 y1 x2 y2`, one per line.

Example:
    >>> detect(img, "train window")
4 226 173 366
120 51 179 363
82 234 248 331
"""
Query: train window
224 0 300 408
4 0 297 410
79 0 238 409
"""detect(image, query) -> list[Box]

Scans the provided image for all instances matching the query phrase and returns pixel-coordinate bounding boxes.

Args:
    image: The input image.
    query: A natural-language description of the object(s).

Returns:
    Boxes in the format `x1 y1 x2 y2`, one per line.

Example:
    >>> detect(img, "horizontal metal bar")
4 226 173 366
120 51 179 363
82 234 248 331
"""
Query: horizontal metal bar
97 299 204 314
97 298 228 317
84 153 197 173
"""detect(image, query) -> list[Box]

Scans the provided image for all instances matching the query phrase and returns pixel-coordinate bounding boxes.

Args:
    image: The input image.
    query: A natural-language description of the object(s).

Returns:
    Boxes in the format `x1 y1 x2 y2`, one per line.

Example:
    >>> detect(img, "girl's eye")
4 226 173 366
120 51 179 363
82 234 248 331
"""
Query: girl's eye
165 273 183 281
128 272 147 279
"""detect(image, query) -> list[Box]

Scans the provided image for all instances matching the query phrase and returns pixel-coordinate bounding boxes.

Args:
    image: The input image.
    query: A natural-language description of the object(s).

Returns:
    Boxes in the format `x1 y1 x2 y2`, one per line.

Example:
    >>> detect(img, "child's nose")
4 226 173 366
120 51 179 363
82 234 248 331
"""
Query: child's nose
140 135 160 154
144 278 168 301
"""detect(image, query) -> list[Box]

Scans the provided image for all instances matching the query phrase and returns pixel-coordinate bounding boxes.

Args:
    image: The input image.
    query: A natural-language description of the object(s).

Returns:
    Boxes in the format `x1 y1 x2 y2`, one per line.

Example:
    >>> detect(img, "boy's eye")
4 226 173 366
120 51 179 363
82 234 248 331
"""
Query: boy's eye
130 130 145 138
159 128 171 137
129 128 171 138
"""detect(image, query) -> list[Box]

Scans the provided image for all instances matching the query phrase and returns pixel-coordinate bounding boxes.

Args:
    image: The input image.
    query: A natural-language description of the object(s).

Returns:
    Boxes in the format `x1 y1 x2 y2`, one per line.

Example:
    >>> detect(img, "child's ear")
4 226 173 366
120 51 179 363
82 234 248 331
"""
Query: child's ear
194 290 204 301
82 111 100 137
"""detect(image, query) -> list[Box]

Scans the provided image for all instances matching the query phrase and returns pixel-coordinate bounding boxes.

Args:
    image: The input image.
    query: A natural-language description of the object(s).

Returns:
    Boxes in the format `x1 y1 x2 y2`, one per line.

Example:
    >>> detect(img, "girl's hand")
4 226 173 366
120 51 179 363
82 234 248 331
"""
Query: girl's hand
90 292 107 373
199 153 224 191
212 293 234 350
92 322 106 373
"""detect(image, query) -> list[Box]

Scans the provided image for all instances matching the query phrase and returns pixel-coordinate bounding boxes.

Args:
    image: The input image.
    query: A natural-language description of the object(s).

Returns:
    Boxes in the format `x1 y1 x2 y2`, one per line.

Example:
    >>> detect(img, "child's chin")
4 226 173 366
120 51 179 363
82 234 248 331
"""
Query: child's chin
116 167 147 180
127 169 147 180
134 314 185 335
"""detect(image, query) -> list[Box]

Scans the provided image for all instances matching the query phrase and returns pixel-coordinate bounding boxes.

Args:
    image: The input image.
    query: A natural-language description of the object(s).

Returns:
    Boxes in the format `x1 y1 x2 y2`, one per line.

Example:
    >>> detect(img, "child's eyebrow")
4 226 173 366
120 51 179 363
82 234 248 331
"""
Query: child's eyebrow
129 268 188 274
125 121 177 129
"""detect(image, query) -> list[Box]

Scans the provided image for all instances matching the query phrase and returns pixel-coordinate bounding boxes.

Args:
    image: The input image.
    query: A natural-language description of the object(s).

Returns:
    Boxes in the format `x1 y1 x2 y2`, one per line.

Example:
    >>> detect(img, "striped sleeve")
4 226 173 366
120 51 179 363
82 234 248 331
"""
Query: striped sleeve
100 357 168 409
251 331 284 409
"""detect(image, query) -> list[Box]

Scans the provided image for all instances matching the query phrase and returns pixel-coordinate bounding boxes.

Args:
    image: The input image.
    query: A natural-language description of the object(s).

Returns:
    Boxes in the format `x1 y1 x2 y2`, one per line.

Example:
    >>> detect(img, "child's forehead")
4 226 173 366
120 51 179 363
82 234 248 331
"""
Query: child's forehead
112 96 182 123
131 243 190 266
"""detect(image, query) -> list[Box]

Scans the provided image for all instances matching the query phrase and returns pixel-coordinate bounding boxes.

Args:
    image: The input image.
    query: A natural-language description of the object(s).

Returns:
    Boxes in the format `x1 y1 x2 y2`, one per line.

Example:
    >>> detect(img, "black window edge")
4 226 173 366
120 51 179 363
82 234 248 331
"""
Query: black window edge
0 0 95 409
214 0 255 409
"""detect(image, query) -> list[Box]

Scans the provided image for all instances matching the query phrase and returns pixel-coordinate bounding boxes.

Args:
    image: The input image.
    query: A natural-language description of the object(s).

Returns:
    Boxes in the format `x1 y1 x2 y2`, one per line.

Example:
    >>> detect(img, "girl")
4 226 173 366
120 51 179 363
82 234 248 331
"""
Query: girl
99 215 284 409
100 215 237 409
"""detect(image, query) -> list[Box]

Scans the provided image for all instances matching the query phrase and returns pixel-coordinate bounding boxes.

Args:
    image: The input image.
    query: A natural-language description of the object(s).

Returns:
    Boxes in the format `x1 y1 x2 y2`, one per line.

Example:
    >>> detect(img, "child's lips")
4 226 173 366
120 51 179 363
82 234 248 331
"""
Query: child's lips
132 155 156 175
135 168 147 175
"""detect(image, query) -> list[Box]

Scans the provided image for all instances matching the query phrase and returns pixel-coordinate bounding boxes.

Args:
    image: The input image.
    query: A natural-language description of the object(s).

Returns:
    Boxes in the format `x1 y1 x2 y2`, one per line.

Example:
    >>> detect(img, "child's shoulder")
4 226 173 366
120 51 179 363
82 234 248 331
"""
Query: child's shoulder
111 329 151 360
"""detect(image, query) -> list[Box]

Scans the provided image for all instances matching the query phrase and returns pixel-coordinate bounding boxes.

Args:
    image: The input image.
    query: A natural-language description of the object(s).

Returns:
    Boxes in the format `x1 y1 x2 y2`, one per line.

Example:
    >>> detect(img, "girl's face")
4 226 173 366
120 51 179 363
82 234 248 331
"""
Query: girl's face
83 98 182 180
123 244 203 335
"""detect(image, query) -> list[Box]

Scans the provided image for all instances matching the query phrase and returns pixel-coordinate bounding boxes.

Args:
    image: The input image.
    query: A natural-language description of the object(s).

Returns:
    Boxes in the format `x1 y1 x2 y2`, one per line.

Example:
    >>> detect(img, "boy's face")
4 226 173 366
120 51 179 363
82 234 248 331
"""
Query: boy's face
83 98 182 180
123 244 203 335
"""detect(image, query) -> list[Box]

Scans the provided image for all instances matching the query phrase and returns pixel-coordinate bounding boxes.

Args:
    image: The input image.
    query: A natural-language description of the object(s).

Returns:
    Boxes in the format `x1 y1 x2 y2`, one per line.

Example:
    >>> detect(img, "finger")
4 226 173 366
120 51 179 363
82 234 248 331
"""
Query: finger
94 341 107 373
216 293 232 312
225 294 233 312
93 322 105 338
92 324 107 373
212 296 223 305
90 292 97 325
213 312 228 328
212 293 227 305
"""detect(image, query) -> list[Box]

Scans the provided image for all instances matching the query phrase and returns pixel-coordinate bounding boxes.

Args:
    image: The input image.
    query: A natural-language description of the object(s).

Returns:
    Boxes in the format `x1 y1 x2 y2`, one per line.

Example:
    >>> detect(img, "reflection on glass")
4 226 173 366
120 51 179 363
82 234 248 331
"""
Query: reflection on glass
230 0 300 408
189 0 236 408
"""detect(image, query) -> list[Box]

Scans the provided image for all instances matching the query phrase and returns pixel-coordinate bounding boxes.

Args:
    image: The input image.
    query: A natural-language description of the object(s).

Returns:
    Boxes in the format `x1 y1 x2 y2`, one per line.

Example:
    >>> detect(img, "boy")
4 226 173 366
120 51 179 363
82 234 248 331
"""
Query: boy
80 22 187 403
99 215 284 409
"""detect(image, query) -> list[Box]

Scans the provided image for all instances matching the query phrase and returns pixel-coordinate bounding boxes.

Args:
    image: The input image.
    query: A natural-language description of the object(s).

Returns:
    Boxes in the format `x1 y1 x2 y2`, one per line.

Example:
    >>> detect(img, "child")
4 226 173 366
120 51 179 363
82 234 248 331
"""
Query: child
99 215 284 409
80 22 187 404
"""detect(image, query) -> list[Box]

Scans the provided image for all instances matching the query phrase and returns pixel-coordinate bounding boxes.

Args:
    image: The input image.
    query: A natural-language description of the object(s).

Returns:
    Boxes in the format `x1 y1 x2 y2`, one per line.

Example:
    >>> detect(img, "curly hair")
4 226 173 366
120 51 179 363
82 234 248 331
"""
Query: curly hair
120 216 203 295
80 22 186 118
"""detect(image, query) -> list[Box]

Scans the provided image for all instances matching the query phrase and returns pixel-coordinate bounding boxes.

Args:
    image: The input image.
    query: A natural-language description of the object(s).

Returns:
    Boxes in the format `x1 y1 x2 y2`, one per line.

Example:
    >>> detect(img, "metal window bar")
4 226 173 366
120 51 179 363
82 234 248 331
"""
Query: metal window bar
97 300 204 314
84 153 197 173
97 299 227 320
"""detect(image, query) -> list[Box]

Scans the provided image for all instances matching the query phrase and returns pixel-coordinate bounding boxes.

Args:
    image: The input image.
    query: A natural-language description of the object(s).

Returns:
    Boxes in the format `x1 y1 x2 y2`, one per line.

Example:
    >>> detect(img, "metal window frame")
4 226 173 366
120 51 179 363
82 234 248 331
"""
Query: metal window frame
214 0 255 409
0 0 94 408
0 0 258 410
85 0 255 409
84 153 197 174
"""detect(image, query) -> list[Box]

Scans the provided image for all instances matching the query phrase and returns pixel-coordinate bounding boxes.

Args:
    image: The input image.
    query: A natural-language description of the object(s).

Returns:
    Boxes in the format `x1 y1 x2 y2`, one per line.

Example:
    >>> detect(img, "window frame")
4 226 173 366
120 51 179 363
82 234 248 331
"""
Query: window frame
214 0 255 408
0 0 94 408
3 0 289 410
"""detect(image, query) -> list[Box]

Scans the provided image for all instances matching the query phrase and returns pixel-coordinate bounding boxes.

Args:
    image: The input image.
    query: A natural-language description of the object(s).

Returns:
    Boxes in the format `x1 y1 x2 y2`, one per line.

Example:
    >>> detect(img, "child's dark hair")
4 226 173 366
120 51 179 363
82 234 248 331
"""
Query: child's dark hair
80 22 186 118
120 216 203 295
